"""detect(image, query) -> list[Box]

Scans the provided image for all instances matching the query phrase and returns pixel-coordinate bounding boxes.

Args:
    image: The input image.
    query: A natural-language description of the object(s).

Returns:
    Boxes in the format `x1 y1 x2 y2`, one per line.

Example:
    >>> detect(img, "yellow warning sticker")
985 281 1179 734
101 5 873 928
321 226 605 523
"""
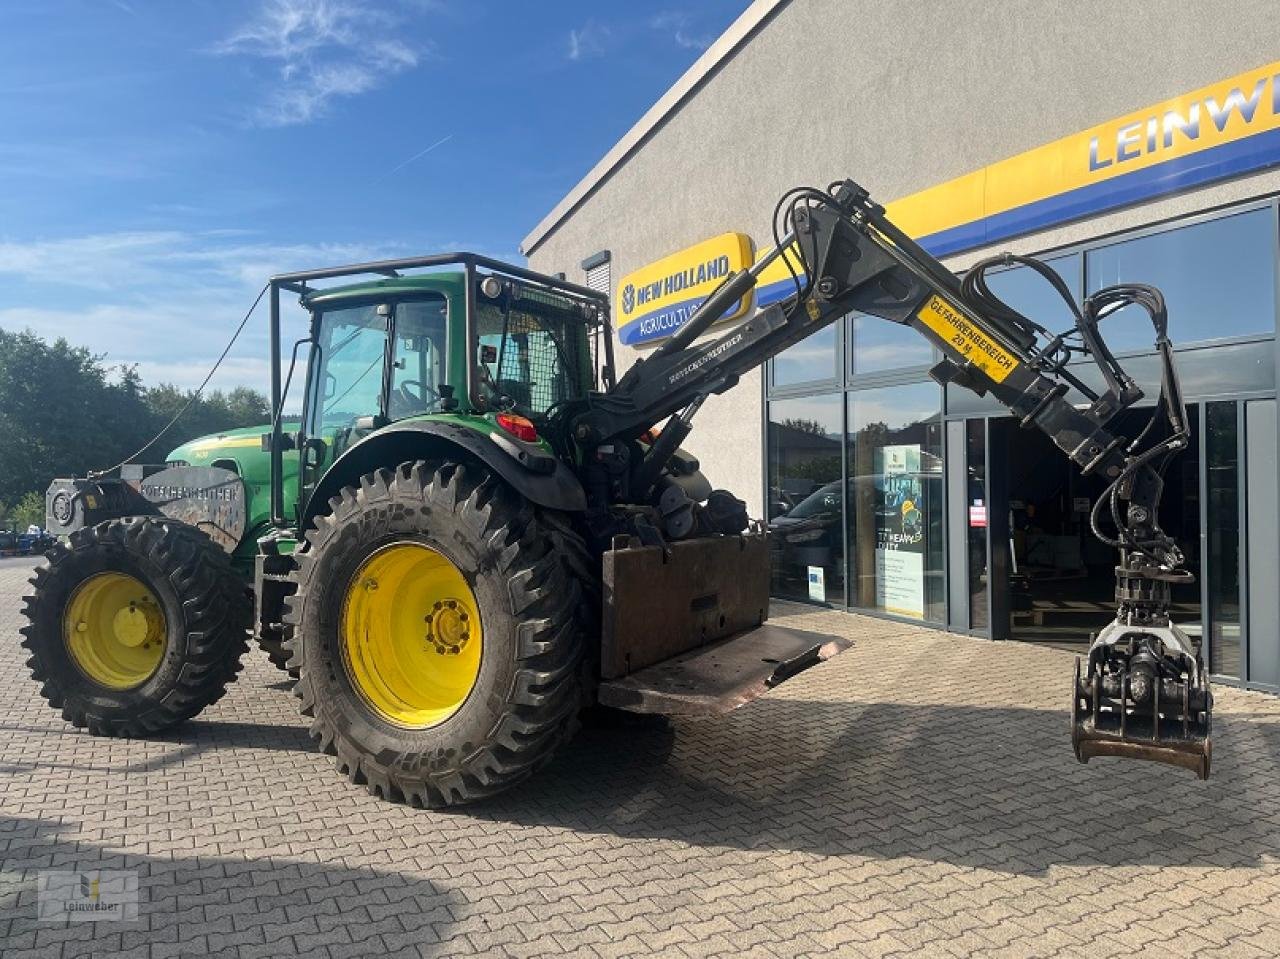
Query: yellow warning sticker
915 295 1019 383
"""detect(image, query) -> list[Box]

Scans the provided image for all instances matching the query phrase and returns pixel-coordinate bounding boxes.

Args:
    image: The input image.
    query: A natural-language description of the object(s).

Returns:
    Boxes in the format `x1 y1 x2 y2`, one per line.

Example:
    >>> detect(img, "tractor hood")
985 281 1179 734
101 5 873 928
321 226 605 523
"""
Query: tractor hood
168 425 273 466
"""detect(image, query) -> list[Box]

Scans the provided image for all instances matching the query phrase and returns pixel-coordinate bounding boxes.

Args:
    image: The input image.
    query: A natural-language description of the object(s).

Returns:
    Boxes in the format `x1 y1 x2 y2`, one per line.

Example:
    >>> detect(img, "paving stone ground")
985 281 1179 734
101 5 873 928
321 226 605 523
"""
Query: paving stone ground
1 554 1279 958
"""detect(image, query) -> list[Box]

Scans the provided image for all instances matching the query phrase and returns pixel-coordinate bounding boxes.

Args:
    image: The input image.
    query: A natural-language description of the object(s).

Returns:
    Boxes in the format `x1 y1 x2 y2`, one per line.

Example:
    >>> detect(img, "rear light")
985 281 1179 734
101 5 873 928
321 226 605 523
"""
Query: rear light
639 425 662 445
496 413 538 443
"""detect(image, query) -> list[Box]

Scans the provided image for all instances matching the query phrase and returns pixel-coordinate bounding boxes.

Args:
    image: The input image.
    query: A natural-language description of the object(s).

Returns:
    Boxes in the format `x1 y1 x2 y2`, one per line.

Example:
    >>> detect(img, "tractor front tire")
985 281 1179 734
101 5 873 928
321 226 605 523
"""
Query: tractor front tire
284 461 587 807
20 517 249 736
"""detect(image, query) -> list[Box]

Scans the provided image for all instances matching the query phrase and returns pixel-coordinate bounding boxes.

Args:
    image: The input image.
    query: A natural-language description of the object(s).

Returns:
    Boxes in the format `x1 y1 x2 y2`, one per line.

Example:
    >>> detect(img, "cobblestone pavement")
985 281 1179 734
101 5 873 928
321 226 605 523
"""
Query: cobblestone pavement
2 556 1279 958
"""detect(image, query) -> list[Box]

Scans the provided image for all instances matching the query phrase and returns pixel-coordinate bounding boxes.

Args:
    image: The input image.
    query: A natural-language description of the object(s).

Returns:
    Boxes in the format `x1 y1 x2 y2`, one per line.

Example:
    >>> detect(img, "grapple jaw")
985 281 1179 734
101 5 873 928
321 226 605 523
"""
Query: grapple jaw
1071 621 1212 779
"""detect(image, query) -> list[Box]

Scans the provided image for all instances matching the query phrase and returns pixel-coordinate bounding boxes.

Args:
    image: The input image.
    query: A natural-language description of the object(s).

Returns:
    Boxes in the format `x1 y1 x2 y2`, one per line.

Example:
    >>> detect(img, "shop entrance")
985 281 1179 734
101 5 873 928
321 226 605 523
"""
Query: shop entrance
996 406 1202 652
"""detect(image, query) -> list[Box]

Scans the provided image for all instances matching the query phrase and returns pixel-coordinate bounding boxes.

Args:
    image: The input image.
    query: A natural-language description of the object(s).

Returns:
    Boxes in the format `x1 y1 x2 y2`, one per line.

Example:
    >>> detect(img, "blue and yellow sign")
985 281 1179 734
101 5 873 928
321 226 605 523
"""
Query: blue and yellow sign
893 58 1280 258
629 60 1280 332
749 59 1280 310
615 232 753 346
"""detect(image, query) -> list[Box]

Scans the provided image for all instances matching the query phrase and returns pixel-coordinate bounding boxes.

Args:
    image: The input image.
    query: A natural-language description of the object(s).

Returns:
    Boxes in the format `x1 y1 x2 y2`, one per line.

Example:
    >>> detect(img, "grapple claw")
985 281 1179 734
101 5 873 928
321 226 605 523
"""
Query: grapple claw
1071 621 1212 779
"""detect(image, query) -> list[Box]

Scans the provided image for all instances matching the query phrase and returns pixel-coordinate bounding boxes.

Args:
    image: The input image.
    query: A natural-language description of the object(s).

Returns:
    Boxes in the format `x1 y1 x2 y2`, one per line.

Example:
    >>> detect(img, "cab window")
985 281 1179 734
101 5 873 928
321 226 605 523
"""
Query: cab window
476 291 590 417
309 304 388 434
389 296 448 420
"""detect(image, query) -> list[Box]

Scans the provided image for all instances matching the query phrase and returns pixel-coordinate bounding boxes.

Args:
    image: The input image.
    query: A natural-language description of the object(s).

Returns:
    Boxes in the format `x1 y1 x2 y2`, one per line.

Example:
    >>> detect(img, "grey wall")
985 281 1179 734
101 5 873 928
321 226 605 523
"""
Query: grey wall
526 0 1280 518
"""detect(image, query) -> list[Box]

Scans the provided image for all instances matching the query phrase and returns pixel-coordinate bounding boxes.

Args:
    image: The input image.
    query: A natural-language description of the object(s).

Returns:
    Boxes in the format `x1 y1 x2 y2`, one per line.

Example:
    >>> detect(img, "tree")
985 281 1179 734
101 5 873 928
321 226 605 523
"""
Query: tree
0 326 271 506
781 417 829 436
9 491 44 531
134 384 270 461
0 328 154 505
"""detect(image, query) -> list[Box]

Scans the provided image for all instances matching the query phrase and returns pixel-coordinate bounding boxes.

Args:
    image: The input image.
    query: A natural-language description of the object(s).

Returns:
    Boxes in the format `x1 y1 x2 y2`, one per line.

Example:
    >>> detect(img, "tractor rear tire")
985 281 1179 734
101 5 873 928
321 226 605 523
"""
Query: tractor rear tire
20 517 249 737
283 461 587 807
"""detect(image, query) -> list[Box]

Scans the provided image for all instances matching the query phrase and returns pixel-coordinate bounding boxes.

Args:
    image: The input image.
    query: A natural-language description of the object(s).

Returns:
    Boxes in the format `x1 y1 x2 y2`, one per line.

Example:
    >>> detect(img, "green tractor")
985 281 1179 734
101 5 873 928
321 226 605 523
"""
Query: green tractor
22 252 847 806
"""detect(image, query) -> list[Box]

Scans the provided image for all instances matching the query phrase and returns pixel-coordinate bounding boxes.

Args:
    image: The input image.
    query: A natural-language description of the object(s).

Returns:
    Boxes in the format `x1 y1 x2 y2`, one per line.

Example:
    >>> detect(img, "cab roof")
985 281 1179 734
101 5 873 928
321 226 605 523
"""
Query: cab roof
300 272 467 309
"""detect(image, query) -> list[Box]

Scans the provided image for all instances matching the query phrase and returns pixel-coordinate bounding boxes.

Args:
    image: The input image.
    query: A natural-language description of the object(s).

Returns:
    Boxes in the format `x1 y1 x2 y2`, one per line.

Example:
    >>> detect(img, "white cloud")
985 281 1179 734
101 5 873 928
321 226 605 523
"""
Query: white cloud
0 228 520 392
567 20 609 61
0 231 394 293
214 0 425 126
649 11 713 51
0 230 406 392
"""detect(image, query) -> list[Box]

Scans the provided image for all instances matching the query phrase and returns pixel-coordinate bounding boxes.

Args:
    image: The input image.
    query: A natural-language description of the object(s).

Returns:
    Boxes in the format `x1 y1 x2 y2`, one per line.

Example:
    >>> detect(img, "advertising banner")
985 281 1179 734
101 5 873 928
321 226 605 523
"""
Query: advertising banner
874 444 926 619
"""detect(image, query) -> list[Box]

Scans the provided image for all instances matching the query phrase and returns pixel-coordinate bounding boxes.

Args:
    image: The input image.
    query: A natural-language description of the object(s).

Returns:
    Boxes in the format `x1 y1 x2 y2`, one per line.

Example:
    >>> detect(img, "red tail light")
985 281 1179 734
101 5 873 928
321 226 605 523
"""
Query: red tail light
496 412 538 443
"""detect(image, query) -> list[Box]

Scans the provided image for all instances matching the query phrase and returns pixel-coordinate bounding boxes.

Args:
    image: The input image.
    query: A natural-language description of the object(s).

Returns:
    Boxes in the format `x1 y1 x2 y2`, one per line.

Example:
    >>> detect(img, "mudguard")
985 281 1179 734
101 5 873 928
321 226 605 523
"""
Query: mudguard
301 419 587 526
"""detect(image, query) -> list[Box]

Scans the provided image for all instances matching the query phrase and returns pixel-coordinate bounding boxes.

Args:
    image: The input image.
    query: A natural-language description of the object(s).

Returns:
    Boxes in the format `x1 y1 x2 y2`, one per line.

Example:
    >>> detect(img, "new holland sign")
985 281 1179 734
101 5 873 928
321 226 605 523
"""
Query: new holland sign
615 233 753 346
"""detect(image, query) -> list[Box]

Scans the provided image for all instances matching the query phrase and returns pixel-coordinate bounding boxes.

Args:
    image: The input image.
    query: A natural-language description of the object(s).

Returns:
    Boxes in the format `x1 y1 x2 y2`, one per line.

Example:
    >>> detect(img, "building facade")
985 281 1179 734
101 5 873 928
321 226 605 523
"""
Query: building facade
522 0 1280 694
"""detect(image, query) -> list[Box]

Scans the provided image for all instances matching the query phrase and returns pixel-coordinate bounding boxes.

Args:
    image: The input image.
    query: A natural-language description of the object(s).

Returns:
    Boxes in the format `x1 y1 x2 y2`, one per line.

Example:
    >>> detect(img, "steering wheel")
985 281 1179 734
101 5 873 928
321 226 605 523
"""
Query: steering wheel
393 380 439 415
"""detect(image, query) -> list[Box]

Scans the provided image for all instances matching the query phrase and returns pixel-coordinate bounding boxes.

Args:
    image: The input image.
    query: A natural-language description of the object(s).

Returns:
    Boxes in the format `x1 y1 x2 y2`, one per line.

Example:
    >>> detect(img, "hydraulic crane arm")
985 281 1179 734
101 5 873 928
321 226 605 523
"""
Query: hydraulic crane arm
579 181 1138 501
570 178 1211 778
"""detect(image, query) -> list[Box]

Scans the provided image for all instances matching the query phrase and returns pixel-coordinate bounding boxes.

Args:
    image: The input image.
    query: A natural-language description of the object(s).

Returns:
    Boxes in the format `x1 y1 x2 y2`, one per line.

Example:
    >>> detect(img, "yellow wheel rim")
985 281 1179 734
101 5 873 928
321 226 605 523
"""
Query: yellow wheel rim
63 572 167 689
340 542 483 729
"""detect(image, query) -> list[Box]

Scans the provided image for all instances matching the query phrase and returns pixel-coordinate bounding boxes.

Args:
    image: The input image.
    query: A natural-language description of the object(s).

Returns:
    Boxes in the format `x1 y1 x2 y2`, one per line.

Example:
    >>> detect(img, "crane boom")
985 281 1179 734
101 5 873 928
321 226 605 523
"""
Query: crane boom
570 178 1211 778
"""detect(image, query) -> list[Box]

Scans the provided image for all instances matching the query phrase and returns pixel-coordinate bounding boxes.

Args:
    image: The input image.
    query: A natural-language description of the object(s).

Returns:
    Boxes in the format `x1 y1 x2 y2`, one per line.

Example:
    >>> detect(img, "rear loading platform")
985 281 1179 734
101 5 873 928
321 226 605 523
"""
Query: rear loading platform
597 530 849 715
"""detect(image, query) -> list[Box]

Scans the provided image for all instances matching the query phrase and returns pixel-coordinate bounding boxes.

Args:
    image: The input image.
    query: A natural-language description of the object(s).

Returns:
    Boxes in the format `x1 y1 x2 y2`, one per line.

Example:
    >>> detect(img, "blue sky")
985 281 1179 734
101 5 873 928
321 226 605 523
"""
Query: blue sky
0 0 747 391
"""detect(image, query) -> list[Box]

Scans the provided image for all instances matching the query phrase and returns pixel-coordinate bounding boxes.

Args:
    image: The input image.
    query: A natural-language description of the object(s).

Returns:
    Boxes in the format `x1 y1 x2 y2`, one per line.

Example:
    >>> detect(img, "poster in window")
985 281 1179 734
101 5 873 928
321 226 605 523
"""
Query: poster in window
874 444 925 619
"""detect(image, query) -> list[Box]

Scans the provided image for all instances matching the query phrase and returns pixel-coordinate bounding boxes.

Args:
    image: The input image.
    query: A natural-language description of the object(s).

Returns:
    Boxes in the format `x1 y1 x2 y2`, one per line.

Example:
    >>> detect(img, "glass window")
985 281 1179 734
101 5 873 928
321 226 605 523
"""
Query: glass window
966 419 988 631
851 314 935 374
772 324 839 387
1206 402 1241 678
846 383 944 622
389 297 448 420
767 395 844 605
1085 207 1276 354
979 253 1081 337
309 304 388 433
476 289 593 418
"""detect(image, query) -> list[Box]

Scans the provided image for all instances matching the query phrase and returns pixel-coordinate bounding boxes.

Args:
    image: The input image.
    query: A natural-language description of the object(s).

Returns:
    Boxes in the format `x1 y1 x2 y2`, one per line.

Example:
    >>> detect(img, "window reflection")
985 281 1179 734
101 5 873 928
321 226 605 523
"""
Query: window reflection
979 253 1081 336
773 324 838 387
1086 207 1276 353
846 384 944 622
767 395 844 605
851 314 935 374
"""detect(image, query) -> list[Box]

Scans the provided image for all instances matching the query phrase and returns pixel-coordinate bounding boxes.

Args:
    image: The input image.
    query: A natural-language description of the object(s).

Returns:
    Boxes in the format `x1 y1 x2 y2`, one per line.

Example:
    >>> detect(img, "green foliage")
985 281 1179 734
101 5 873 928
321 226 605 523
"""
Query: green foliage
788 455 842 485
781 417 829 436
7 491 44 531
0 327 269 511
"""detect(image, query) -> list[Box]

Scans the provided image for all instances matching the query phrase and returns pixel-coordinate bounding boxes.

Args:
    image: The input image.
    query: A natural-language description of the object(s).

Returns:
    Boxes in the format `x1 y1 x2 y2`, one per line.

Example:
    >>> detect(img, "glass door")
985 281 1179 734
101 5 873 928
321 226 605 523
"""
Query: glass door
1204 401 1242 678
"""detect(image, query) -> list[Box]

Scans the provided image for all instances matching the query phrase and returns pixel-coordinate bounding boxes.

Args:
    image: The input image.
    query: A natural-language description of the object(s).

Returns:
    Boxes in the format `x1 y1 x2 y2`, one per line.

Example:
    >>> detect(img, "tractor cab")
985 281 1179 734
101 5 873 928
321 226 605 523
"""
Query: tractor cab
283 260 611 524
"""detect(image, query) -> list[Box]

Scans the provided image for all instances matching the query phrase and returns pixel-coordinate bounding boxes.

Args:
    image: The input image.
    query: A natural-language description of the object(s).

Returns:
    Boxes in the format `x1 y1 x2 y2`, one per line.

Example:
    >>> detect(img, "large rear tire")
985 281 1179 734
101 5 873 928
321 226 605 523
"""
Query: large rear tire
284 461 588 807
20 517 249 736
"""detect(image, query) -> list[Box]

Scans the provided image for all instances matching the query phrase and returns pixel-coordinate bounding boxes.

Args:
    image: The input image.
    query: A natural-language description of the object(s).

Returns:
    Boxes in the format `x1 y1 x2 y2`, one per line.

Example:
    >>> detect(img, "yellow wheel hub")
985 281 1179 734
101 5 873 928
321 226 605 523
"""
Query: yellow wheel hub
340 543 483 729
64 572 167 689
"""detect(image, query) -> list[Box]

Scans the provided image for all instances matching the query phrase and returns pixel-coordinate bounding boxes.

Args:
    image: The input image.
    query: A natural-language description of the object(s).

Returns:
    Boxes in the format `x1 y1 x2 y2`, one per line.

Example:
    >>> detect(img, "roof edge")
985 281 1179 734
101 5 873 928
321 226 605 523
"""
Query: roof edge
520 0 789 257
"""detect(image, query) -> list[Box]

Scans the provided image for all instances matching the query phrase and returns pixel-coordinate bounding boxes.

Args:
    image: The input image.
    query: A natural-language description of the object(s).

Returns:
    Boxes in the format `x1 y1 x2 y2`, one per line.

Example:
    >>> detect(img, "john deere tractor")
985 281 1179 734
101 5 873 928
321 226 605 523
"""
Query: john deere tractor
22 181 1213 806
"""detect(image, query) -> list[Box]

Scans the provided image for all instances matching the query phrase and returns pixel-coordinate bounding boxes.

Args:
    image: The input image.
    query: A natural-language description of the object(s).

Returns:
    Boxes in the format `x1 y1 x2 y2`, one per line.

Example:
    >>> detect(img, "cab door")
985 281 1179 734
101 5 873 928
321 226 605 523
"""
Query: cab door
298 302 391 516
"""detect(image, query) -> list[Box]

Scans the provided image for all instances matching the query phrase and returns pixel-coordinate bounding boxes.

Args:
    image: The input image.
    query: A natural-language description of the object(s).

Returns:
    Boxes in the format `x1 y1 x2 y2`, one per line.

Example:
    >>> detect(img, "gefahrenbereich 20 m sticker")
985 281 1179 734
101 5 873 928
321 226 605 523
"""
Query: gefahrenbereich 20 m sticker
915 295 1019 383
